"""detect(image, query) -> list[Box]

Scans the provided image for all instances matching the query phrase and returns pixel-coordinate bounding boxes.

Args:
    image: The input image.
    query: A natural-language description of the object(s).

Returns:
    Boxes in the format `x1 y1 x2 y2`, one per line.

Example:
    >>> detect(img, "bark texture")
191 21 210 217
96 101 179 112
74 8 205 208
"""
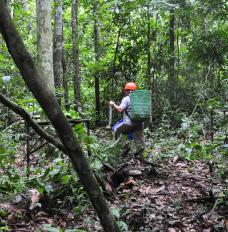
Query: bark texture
62 46 69 111
0 2 120 231
72 0 81 106
169 8 176 107
36 0 54 92
53 0 63 90
146 4 151 89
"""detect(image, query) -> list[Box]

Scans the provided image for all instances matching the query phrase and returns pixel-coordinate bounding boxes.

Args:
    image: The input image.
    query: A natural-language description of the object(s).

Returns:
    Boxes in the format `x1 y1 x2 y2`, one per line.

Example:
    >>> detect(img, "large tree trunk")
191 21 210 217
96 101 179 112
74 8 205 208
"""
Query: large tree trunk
72 0 81 108
36 0 54 92
0 2 120 231
93 2 101 125
53 0 63 95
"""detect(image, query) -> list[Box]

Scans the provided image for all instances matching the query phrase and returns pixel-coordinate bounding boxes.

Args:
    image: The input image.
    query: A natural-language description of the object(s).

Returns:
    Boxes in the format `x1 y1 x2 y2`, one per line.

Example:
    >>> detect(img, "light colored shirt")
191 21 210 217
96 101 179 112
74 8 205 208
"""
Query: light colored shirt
119 96 131 124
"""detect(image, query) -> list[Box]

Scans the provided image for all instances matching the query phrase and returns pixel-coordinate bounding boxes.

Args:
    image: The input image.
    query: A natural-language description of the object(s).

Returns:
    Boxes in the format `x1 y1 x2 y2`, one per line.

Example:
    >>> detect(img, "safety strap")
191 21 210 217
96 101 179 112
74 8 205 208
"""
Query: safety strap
125 105 132 120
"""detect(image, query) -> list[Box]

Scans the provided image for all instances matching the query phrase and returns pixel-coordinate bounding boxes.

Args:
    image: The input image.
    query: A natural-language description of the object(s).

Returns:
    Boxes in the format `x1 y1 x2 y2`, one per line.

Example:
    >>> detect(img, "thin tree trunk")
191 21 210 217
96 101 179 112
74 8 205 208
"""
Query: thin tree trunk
168 8 175 107
62 45 69 111
72 0 81 108
111 24 123 98
0 2 120 231
146 3 151 89
93 2 101 125
176 17 180 81
152 14 158 104
36 0 54 92
53 0 63 101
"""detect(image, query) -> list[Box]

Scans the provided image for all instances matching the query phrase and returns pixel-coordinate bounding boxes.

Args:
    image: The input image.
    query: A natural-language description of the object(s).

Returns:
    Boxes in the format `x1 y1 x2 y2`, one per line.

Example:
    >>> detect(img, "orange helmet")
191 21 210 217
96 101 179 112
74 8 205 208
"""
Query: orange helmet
124 82 137 91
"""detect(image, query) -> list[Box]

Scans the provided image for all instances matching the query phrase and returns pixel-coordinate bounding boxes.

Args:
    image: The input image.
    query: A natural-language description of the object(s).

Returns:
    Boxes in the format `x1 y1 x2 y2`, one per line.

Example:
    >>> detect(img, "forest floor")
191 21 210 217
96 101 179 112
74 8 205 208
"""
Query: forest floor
105 154 227 232
0 132 227 232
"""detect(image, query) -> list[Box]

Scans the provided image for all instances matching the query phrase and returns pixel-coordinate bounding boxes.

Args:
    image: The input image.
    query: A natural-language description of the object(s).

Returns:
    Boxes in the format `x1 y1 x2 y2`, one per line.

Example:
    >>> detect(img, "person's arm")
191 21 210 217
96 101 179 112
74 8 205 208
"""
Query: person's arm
109 100 124 113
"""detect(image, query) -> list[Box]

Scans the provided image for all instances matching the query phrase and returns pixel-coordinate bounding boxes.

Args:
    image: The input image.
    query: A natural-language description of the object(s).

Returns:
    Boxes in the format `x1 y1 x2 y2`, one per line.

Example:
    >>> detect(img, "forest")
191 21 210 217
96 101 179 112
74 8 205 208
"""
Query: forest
0 0 227 231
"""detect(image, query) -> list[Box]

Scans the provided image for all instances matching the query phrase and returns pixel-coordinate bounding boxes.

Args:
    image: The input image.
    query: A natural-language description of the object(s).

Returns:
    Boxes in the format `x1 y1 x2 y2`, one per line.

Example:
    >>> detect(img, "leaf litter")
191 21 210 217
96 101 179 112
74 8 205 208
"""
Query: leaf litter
0 141 227 231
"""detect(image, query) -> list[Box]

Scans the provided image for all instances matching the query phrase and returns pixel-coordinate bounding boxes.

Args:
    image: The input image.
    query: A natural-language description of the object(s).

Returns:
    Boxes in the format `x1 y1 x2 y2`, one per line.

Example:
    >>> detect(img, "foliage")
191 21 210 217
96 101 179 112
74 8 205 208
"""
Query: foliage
0 0 227 230
148 110 227 176
111 207 129 231
0 124 25 194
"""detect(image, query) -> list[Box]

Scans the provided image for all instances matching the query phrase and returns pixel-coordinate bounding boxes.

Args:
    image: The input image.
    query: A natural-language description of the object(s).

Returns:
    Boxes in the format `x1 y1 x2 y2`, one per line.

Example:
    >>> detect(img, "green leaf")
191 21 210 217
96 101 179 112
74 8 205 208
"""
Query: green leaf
73 206 81 215
111 207 120 219
62 175 71 184
117 220 129 231
42 224 60 232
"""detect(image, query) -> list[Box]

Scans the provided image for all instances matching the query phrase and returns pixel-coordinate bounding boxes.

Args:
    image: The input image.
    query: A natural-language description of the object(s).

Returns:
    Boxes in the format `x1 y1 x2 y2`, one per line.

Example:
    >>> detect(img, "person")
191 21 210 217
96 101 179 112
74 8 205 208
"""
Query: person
109 82 145 154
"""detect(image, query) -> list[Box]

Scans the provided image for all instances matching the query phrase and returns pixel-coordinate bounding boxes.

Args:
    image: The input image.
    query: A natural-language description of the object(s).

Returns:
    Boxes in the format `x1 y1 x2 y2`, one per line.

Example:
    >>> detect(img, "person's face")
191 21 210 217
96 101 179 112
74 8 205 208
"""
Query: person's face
124 90 130 95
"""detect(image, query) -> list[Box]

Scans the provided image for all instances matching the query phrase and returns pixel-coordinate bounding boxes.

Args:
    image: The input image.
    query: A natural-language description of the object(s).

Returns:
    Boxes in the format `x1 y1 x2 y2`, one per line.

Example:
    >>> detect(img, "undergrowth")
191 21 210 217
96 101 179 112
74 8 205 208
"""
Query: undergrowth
0 109 227 231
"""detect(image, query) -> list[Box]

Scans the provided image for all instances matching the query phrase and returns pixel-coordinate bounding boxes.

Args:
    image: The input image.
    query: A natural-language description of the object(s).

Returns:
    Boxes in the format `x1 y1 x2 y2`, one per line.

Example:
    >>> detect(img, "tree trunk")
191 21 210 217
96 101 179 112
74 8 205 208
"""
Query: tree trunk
152 14 158 109
53 0 63 100
0 2 120 231
168 8 176 107
6 0 14 17
111 24 123 98
146 3 151 89
62 45 69 111
36 0 54 92
93 2 101 125
72 0 81 108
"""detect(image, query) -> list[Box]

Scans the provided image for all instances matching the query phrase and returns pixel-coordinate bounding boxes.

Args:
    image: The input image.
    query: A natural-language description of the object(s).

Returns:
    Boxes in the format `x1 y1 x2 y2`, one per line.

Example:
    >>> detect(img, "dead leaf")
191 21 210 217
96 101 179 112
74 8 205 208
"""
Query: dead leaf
157 215 164 220
104 180 113 193
144 186 152 194
29 189 41 209
149 185 165 194
149 214 156 219
168 228 176 232
125 178 137 187
59 218 67 228
7 213 17 224
173 156 179 163
46 218 54 224
0 203 21 213
175 162 187 168
202 229 212 232
128 169 142 176
35 211 48 219
224 218 228 231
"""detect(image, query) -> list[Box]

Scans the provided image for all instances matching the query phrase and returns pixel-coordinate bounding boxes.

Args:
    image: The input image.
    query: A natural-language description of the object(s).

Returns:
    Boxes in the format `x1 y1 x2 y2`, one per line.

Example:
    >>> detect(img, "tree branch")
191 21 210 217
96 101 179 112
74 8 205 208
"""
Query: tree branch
0 93 66 153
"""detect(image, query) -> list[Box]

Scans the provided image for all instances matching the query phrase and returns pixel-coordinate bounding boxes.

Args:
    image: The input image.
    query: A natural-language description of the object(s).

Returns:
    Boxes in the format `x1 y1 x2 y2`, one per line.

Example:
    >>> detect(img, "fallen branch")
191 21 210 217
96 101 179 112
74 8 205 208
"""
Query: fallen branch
0 93 66 153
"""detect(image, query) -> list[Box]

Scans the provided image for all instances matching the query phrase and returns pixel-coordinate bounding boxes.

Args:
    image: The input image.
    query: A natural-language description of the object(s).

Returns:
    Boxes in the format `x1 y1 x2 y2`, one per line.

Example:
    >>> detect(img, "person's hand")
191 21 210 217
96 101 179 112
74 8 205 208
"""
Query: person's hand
109 100 115 106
